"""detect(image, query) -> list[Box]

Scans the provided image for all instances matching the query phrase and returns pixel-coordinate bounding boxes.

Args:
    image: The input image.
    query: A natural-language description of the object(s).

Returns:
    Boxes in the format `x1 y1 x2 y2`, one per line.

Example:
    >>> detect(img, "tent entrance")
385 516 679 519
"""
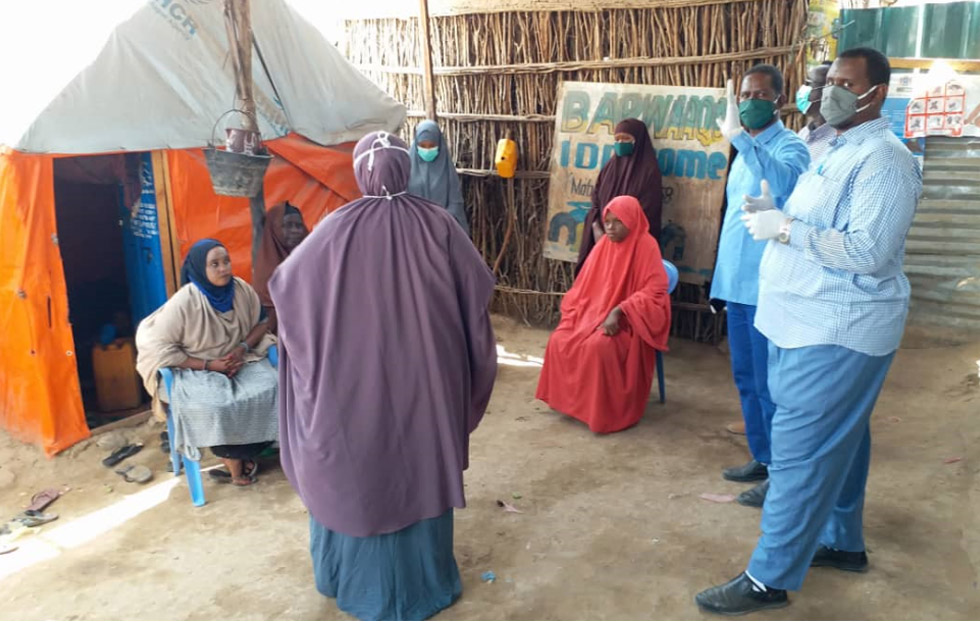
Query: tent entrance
53 154 168 427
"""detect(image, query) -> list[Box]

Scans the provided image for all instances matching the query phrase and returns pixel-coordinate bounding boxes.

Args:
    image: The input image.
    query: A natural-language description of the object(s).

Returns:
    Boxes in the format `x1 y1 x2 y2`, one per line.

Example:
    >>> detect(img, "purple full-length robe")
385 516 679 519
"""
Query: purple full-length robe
269 132 497 538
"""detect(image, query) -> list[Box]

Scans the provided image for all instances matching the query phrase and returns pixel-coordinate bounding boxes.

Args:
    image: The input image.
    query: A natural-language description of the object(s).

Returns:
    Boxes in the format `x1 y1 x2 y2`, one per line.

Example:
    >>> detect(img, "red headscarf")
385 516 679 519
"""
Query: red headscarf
563 195 670 351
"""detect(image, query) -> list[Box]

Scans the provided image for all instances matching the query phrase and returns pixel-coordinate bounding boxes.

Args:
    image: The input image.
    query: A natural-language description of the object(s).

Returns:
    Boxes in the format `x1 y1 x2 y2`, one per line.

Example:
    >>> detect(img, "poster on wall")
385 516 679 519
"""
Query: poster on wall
805 0 840 66
544 81 730 285
880 68 980 167
882 73 926 163
905 74 980 139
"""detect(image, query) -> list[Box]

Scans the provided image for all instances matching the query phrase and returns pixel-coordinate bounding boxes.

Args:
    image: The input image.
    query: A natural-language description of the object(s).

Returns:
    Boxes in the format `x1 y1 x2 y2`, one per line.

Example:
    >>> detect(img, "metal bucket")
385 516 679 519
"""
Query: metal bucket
203 147 271 197
203 109 272 198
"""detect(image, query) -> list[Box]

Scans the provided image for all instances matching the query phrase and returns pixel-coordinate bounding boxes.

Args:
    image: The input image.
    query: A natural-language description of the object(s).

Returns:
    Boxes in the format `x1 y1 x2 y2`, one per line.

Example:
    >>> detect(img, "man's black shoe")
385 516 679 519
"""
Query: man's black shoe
722 459 768 482
695 572 788 616
736 479 769 508
810 546 869 572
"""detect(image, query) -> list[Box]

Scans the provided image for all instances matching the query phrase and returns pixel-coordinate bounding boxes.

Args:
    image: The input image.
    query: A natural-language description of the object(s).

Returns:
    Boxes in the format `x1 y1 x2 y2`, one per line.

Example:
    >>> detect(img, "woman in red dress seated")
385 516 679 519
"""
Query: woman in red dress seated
536 195 672 433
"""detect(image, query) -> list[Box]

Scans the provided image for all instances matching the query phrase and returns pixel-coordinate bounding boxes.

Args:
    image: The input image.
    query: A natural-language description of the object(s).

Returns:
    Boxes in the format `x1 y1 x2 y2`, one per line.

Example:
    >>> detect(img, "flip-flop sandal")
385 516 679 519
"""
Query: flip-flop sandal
26 488 61 513
210 460 258 481
13 510 58 528
231 474 257 487
102 443 144 468
115 465 153 484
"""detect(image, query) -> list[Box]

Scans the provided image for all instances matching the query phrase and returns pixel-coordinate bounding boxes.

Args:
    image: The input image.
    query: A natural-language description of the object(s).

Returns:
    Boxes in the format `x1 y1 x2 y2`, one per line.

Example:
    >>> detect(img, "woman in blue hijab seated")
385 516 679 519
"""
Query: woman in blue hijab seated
136 239 278 487
409 120 469 234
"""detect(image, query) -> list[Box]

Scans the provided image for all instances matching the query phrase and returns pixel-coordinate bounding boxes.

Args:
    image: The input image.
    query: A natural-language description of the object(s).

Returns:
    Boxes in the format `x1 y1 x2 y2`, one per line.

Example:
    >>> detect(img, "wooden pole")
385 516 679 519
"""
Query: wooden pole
223 0 257 132
236 0 257 132
417 0 437 121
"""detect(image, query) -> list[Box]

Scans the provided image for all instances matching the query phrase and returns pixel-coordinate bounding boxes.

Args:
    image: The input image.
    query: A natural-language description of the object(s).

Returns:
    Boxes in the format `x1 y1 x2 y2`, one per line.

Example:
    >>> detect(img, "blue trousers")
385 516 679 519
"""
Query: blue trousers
748 344 895 591
726 302 776 464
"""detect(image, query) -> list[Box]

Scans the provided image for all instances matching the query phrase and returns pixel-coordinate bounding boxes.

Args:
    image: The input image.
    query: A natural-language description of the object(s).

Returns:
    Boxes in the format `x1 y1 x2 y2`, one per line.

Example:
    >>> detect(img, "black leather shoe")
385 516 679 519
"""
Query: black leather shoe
722 459 768 482
695 572 788 616
811 546 869 572
736 479 769 508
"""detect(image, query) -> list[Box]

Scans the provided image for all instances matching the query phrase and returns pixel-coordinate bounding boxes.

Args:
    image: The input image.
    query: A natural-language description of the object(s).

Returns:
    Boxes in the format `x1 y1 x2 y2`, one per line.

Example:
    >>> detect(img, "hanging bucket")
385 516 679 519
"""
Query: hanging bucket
203 109 272 198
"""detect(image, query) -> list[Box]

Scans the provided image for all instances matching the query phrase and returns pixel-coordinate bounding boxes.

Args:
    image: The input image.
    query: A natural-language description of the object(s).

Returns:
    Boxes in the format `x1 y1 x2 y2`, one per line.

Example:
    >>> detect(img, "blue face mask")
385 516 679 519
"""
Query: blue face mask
796 85 813 115
417 146 439 162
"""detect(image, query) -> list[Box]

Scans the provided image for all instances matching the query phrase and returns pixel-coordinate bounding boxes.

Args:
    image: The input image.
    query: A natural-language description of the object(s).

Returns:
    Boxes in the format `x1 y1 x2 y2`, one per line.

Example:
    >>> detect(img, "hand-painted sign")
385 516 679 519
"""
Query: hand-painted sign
544 81 730 284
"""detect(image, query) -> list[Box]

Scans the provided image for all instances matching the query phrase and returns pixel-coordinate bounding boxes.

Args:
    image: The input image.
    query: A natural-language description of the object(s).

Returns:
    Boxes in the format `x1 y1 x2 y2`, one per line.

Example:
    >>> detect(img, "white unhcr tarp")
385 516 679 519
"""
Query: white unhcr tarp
1 0 405 153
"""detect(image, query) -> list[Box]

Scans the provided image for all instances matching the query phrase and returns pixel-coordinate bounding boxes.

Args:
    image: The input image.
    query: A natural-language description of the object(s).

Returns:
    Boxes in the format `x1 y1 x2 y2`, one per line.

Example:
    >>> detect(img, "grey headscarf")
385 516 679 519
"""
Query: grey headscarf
408 120 469 235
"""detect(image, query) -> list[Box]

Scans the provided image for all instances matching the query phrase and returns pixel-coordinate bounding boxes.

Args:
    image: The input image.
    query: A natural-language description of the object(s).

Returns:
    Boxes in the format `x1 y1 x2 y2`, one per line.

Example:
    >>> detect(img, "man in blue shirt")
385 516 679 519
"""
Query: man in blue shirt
710 65 810 507
696 48 922 615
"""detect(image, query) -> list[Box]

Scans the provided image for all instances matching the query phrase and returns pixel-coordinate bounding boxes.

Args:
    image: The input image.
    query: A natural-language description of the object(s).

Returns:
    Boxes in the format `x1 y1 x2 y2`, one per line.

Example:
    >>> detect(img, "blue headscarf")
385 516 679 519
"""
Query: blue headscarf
181 239 235 312
408 120 469 234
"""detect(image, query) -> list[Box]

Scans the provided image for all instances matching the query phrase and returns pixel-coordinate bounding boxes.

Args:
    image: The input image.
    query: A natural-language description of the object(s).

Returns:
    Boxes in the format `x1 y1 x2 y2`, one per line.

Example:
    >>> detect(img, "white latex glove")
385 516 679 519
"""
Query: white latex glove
740 208 787 241
741 179 775 213
716 79 744 141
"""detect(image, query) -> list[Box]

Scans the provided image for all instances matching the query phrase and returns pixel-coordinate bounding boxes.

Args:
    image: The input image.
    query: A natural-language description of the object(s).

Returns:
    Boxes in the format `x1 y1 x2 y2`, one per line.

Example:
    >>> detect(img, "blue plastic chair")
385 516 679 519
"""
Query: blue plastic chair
657 260 679 404
160 345 278 507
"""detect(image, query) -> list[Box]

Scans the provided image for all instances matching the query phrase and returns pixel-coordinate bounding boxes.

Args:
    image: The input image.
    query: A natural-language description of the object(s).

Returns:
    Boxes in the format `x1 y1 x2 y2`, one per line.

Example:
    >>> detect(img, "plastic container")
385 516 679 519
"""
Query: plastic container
92 338 142 412
495 138 518 178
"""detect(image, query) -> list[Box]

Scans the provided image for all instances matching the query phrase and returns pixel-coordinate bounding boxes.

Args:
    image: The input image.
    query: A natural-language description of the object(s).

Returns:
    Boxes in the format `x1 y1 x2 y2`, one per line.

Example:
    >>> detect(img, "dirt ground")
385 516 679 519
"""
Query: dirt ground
1 315 978 620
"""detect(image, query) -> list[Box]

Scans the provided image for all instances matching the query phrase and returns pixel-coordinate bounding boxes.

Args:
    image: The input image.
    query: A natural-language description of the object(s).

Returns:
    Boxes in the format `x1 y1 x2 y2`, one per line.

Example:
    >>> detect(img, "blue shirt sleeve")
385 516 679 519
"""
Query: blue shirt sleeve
789 163 921 275
730 130 810 198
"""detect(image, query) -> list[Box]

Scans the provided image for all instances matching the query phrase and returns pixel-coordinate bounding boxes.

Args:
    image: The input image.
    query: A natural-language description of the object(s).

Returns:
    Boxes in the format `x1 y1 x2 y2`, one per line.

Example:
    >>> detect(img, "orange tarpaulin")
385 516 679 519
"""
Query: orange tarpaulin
0 135 358 455
0 150 89 455
167 135 359 279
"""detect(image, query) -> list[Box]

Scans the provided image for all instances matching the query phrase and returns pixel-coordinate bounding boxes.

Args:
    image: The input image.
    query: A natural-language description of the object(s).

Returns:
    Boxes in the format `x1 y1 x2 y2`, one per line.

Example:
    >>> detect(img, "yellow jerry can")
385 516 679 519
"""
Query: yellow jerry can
494 137 518 178
92 338 143 412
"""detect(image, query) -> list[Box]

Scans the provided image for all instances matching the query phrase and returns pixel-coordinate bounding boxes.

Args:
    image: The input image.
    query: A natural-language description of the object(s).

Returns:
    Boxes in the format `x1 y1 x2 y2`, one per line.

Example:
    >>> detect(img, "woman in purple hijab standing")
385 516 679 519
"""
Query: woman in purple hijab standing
269 131 497 621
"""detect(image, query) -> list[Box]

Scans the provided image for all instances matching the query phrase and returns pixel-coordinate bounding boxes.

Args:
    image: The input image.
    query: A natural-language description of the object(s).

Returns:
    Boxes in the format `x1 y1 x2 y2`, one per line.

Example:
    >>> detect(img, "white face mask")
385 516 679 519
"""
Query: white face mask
821 84 879 128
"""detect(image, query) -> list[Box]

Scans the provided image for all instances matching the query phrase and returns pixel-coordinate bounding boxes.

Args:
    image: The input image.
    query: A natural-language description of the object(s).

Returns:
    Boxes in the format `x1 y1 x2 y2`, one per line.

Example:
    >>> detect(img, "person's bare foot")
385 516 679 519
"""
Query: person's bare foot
231 474 256 487
220 458 244 477
210 459 258 483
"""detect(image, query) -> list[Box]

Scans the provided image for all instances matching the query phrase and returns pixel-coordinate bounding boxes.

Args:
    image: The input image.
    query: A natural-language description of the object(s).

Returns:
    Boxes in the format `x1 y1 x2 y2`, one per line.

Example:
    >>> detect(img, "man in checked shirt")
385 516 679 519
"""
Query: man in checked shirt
696 47 923 615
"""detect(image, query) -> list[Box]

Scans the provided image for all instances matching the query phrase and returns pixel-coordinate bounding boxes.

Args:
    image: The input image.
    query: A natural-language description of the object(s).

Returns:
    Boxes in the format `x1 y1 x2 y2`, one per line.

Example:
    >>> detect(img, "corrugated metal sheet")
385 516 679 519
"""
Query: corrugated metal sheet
905 137 980 337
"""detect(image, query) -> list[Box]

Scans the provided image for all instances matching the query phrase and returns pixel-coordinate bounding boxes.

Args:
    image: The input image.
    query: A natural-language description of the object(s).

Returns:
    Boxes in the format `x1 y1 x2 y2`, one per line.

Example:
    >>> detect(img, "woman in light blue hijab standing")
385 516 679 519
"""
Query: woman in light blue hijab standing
409 120 469 235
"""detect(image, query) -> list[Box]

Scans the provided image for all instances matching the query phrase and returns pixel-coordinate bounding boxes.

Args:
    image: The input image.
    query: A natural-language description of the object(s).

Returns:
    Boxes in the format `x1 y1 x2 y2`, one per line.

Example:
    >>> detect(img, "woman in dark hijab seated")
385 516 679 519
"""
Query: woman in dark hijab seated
252 200 308 334
575 118 664 276
136 239 278 487
269 131 497 621
409 120 469 234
